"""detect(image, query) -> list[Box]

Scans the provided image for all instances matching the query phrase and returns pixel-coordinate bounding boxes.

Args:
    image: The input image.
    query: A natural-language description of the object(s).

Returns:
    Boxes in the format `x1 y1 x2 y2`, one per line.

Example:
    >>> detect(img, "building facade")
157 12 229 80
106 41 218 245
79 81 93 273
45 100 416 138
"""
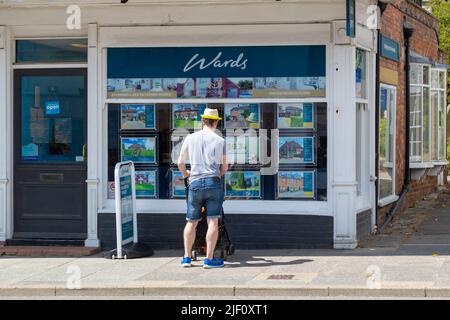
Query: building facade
0 0 446 251
376 0 448 230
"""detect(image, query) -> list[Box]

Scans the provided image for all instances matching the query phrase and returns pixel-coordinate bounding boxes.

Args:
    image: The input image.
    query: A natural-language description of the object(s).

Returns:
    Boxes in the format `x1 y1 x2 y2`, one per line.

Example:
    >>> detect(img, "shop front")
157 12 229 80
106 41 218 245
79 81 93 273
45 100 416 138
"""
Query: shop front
0 0 378 250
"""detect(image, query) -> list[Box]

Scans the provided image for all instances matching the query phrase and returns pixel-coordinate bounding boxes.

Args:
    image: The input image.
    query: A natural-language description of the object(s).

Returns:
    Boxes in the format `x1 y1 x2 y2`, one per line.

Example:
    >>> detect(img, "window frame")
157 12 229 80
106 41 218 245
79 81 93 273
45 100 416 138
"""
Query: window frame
409 63 431 164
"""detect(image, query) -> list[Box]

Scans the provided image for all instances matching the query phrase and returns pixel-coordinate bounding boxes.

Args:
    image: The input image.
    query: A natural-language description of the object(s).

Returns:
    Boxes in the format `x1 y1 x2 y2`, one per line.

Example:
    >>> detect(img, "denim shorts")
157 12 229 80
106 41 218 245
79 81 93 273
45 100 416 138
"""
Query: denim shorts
186 176 224 221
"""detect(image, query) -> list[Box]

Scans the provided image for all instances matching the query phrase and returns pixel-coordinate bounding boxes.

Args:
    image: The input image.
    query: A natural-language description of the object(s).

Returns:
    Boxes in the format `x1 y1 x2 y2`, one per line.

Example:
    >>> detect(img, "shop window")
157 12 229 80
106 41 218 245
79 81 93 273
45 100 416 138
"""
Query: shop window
107 103 328 201
355 48 370 197
356 48 367 99
106 46 328 204
16 39 88 63
379 85 396 201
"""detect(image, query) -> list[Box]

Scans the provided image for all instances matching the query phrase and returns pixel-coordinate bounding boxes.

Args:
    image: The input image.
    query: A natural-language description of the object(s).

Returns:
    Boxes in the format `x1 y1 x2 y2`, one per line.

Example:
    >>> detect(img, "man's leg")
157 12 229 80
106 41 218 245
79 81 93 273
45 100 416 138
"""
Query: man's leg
184 220 198 258
205 218 219 260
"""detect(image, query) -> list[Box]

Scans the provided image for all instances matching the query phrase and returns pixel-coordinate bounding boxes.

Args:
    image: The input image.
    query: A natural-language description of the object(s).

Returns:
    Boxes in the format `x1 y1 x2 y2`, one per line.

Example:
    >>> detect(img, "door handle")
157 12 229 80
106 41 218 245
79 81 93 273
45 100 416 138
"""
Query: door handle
370 176 378 182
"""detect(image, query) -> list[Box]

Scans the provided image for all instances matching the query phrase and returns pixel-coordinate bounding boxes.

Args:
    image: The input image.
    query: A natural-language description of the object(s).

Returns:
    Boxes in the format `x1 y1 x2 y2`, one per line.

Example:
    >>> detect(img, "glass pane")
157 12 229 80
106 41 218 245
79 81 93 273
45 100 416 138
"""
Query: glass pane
410 64 422 85
430 90 439 160
21 75 85 162
439 93 446 160
379 87 395 199
410 86 422 127
356 103 362 195
423 87 430 161
431 69 439 89
16 39 88 63
423 65 430 85
356 49 367 99
440 71 446 90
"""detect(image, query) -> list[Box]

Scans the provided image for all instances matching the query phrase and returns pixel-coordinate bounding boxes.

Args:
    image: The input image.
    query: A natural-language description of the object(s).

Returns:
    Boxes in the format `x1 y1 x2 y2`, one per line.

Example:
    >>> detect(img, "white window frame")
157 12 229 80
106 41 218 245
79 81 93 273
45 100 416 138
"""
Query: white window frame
355 46 375 212
431 68 447 162
378 83 397 205
409 63 431 164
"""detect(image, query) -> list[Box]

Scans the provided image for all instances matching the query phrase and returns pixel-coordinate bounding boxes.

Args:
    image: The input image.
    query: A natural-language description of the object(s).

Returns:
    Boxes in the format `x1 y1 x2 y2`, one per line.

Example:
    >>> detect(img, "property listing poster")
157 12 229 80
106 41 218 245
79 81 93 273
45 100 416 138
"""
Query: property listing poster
277 171 315 199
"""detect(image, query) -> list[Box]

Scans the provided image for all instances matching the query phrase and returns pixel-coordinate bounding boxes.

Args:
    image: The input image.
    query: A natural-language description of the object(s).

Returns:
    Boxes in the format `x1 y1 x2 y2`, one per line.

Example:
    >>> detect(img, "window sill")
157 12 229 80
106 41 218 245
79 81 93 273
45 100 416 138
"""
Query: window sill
410 162 434 169
432 160 448 166
378 195 399 207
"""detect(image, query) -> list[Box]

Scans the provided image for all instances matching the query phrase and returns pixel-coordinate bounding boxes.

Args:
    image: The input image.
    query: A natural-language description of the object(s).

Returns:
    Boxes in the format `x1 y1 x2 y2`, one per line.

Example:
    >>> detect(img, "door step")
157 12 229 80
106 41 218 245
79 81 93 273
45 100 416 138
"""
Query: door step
0 246 100 257
1 239 100 257
6 239 85 247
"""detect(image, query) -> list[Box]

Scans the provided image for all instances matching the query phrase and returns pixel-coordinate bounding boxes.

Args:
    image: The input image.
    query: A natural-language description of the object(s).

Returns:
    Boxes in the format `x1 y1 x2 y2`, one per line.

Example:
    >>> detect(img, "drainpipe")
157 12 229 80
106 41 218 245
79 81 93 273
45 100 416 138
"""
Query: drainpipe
378 18 414 233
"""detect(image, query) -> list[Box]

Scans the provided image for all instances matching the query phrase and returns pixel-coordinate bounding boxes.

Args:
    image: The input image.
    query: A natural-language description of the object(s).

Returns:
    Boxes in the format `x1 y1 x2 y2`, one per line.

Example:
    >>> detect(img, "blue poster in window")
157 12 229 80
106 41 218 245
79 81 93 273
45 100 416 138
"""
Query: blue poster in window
303 103 313 125
303 172 314 193
45 101 60 115
303 137 314 163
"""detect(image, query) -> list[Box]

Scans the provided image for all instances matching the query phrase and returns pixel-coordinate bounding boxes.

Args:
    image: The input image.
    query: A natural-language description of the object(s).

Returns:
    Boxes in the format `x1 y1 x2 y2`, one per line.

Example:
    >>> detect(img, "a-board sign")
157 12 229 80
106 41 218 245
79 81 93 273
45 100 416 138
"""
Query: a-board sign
114 161 137 258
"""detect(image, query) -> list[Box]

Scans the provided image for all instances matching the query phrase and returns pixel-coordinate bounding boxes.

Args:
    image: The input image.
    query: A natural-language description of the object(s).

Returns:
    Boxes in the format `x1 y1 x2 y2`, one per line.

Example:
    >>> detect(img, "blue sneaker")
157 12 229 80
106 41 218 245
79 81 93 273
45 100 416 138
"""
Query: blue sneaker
181 257 192 267
203 258 225 269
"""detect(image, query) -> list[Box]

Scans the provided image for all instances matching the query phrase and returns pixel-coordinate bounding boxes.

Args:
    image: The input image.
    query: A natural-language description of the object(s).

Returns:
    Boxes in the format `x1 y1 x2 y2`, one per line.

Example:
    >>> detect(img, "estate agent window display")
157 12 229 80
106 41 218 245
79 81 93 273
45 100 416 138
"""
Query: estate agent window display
106 45 329 204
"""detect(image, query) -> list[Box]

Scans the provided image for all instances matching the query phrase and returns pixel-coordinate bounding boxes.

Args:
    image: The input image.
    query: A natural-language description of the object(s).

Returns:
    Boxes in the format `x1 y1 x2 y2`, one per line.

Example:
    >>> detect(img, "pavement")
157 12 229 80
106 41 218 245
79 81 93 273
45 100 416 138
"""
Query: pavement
1 186 450 299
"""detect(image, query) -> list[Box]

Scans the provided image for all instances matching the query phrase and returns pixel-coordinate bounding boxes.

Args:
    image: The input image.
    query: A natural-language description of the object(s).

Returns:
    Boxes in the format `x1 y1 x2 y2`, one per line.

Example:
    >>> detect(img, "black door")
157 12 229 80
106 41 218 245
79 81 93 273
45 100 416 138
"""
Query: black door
14 69 87 239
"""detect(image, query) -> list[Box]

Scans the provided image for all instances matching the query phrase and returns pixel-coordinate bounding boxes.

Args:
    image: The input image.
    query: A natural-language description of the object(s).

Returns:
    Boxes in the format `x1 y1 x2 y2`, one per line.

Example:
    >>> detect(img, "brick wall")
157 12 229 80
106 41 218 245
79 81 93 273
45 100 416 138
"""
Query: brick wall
377 1 442 226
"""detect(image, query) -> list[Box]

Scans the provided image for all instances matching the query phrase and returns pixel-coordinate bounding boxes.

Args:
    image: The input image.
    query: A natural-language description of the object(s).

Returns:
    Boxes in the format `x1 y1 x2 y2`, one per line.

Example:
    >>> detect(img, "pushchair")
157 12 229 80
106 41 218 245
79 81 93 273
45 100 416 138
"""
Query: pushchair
184 177 235 261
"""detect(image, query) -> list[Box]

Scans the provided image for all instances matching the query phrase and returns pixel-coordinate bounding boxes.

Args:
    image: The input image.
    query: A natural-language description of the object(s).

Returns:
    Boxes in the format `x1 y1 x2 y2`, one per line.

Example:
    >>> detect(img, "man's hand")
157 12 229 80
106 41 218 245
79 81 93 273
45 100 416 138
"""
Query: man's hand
182 170 190 179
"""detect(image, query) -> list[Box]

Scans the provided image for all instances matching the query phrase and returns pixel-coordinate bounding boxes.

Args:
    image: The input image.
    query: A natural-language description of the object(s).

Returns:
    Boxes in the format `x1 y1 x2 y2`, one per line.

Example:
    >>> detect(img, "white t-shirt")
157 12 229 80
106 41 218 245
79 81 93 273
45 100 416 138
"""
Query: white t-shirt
179 128 226 183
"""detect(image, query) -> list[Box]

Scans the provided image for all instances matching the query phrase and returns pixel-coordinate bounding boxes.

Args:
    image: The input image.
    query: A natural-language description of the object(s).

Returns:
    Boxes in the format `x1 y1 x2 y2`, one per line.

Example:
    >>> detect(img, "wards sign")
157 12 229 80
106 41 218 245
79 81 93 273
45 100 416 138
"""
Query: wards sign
183 52 248 72
107 46 326 79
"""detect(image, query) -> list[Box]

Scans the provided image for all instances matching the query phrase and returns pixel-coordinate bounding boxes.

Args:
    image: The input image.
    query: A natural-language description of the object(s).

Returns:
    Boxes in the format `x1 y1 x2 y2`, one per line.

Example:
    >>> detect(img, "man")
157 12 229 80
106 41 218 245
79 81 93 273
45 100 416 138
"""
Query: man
177 108 228 269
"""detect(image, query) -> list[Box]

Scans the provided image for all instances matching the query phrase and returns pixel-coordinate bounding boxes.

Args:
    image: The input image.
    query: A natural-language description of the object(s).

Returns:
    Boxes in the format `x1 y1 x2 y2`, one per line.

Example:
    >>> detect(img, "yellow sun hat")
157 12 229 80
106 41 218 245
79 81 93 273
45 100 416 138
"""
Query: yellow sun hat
201 108 222 120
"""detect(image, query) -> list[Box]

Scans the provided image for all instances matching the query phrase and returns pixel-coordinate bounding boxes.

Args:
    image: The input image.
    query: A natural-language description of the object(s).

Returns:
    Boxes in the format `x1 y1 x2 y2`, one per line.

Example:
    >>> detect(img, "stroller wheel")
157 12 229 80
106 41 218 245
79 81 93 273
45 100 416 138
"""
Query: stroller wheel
220 249 228 261
228 244 235 255
191 250 198 261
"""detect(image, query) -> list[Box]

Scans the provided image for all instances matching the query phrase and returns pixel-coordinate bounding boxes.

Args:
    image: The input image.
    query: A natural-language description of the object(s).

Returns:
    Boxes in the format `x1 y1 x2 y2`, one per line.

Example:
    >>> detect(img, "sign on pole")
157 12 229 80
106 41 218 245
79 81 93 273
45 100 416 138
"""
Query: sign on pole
346 0 356 38
114 161 137 259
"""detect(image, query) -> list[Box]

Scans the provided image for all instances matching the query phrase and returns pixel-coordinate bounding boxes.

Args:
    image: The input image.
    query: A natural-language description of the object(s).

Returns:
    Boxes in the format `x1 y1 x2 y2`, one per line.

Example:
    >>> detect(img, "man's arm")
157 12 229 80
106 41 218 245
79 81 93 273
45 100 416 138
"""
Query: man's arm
220 154 228 177
177 136 190 178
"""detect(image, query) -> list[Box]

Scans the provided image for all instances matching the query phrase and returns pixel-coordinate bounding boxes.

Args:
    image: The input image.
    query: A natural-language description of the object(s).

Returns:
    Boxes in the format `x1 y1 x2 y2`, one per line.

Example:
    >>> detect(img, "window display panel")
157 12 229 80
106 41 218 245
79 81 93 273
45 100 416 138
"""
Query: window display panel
226 133 260 165
277 103 314 129
120 136 157 164
278 136 315 165
224 104 260 129
135 170 157 198
277 171 315 199
121 104 156 130
172 103 207 130
171 170 187 198
224 171 261 199
108 102 327 202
